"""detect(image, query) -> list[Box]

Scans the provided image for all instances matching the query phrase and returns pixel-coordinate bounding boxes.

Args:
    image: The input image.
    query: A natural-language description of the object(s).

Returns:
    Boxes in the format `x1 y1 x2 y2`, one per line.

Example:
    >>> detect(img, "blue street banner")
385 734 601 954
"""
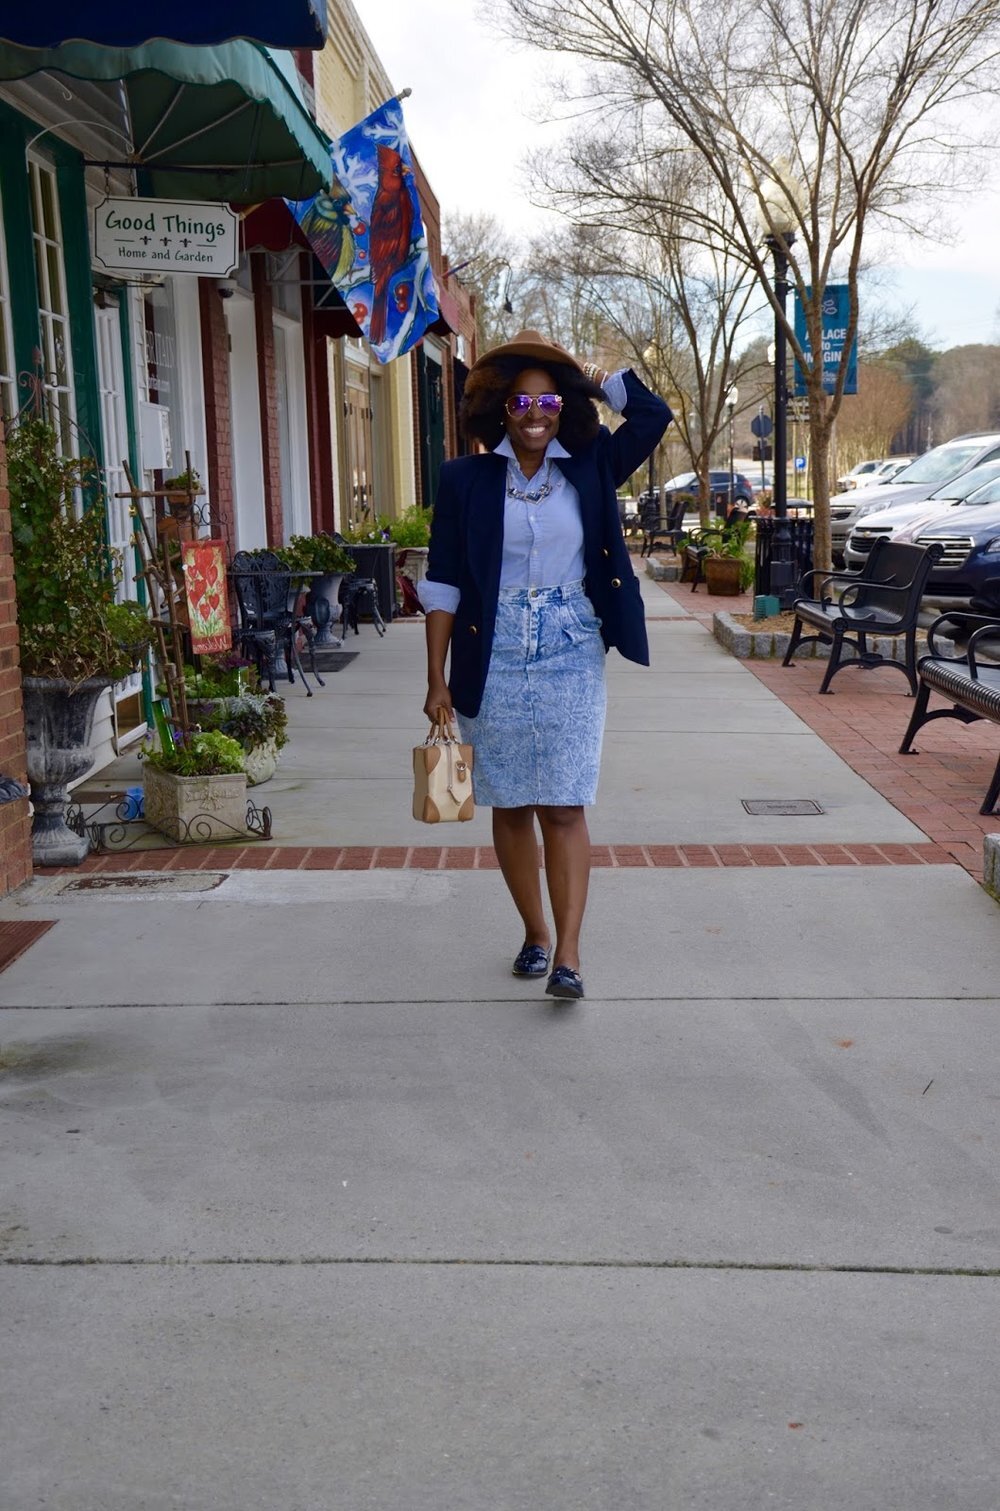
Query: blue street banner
793 284 858 397
288 100 439 364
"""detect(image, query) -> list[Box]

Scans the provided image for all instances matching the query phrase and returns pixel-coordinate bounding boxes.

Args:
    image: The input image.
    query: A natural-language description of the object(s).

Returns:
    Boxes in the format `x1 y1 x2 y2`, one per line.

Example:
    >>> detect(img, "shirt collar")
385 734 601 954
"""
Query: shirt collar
494 433 571 466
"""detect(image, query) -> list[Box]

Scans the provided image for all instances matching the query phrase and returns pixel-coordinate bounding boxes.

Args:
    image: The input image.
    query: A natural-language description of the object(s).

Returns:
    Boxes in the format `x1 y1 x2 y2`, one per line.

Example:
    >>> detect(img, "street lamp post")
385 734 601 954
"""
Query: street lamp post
725 385 739 516
758 167 803 608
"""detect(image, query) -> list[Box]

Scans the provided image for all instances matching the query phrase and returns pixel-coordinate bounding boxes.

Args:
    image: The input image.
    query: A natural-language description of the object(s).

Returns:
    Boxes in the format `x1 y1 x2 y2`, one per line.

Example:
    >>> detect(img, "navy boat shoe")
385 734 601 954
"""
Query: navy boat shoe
512 943 551 977
545 966 585 1000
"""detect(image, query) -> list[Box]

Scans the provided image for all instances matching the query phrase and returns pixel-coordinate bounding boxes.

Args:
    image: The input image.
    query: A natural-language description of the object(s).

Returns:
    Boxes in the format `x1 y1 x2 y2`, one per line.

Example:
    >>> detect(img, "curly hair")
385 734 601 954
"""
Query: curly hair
459 354 608 452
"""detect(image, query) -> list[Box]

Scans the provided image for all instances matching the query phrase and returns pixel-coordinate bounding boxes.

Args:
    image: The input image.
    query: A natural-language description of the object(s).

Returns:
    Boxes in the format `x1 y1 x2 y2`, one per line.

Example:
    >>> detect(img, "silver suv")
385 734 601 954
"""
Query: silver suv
830 433 1000 565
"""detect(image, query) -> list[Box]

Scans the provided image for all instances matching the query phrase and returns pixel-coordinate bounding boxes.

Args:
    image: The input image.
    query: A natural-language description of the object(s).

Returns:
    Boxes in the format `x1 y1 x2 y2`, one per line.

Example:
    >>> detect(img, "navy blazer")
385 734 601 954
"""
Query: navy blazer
426 370 671 716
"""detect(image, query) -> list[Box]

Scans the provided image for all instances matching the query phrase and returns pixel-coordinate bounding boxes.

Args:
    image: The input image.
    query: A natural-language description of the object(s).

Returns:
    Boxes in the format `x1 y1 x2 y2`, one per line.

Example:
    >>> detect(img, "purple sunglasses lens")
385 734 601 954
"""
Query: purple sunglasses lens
507 393 563 416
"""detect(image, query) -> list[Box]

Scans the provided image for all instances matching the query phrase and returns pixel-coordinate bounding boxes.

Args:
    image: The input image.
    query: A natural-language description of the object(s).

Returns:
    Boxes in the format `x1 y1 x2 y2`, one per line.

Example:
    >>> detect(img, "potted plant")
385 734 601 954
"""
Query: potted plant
203 692 288 785
388 505 432 586
161 466 203 504
9 415 155 865
275 533 356 645
143 728 248 842
682 518 755 595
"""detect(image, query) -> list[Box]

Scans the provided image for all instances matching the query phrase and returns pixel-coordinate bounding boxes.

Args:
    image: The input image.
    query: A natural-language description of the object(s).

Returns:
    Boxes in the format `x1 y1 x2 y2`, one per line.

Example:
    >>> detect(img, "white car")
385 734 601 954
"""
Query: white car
837 458 891 490
830 433 1000 564
843 459 1000 570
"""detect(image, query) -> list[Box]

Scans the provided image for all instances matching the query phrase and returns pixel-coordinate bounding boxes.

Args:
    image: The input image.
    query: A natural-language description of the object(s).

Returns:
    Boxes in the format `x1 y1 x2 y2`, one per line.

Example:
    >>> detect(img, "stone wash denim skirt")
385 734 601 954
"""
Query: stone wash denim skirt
456 581 607 808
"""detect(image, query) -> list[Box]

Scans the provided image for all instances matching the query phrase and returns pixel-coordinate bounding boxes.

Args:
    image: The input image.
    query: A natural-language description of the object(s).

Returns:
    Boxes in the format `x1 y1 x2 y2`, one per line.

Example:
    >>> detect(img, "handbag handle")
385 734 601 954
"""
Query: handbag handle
425 706 459 745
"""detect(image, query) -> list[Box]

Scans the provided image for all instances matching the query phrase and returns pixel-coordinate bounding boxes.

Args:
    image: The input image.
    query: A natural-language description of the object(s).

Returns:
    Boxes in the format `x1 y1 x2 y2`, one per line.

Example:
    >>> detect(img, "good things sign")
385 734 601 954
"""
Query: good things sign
93 198 239 277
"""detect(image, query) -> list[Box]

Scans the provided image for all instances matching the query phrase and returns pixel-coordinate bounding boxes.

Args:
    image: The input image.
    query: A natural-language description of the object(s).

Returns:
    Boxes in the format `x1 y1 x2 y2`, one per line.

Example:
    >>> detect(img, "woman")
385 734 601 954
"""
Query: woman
419 330 670 1000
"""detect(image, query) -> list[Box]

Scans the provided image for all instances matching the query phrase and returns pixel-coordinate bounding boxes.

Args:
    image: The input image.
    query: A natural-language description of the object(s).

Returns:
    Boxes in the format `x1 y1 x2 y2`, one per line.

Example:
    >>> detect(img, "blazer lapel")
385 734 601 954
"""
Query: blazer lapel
465 453 507 598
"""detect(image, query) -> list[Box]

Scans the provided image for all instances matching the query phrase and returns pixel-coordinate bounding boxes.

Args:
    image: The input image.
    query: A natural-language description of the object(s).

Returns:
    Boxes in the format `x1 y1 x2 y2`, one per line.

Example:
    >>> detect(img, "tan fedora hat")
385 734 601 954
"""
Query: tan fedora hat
469 328 584 376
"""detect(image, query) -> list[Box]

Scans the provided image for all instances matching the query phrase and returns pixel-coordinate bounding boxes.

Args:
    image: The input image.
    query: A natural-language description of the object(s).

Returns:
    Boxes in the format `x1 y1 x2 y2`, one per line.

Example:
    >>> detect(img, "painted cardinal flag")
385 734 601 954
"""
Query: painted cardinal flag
289 99 439 364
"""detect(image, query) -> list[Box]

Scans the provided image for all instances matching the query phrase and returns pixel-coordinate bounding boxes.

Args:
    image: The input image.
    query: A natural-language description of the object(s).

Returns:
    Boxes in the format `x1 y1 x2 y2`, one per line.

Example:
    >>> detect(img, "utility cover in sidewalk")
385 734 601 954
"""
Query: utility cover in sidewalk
741 799 824 816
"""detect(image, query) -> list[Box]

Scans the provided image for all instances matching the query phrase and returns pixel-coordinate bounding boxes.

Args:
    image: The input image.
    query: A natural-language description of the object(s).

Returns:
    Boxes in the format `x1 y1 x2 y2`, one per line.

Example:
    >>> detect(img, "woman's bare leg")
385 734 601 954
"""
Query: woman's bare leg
535 805 591 972
492 806 549 948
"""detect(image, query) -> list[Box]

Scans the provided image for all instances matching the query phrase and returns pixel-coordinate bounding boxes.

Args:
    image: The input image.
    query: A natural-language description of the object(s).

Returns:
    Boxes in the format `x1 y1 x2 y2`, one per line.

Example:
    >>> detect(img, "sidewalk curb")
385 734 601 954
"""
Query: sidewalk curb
982 835 1000 901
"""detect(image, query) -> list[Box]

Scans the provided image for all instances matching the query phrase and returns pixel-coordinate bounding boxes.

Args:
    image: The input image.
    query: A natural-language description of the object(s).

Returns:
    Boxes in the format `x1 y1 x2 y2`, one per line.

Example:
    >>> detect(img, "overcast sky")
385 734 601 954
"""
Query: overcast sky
351 0 997 352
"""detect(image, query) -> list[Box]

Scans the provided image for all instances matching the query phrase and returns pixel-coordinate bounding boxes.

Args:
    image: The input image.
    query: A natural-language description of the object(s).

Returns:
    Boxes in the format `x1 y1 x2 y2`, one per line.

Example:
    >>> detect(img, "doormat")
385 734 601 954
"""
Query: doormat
311 649 360 672
0 919 56 975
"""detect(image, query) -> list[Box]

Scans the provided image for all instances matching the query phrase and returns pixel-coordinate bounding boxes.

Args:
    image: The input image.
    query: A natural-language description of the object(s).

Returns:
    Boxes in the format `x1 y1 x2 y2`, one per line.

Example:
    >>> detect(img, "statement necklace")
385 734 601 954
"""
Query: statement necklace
506 458 554 503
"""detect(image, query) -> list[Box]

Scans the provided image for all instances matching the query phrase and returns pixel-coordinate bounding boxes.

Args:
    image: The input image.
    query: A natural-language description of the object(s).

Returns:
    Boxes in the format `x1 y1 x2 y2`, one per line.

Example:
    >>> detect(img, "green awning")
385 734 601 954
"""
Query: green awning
0 39 331 202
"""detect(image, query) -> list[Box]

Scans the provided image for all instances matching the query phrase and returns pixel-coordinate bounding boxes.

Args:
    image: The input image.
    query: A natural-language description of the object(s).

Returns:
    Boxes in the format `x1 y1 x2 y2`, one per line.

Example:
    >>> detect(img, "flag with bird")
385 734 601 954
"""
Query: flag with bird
288 100 439 363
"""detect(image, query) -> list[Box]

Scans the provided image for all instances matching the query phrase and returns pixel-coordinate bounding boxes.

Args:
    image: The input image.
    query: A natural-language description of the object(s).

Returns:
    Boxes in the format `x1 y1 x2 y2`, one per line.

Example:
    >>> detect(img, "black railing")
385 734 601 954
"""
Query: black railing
754 517 814 599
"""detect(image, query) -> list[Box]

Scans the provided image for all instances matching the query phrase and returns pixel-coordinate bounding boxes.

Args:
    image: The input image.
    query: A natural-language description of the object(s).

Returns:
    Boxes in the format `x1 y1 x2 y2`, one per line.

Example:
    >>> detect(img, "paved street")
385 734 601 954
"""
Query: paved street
2 577 999 1509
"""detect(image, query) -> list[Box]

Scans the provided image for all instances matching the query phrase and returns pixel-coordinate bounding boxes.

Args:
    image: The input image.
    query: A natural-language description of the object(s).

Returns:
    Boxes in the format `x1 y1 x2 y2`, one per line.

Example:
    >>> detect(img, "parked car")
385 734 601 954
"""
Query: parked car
837 458 913 490
892 475 1000 607
837 458 890 489
663 470 754 517
843 459 1000 570
829 433 1000 565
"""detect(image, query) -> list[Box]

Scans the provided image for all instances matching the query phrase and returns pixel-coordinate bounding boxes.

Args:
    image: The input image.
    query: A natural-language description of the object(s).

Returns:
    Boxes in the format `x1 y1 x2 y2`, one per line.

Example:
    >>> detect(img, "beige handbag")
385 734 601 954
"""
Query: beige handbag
412 710 474 823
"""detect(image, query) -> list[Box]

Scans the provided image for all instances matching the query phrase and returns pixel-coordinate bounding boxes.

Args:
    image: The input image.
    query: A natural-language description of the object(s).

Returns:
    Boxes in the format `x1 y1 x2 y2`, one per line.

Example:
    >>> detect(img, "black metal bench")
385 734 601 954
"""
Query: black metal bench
782 537 943 695
640 495 686 558
899 610 1000 813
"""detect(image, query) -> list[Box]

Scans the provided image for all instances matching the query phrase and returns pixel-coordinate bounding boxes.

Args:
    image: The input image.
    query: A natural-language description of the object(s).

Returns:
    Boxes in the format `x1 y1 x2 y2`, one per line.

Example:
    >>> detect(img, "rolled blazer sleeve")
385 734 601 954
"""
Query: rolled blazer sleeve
418 465 463 615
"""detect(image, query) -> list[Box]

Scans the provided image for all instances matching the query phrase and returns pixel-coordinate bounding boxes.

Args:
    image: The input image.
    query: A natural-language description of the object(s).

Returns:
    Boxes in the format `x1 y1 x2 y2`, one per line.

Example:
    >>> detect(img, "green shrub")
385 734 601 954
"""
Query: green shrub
204 693 288 752
386 506 431 548
8 416 154 683
146 729 245 776
275 534 356 575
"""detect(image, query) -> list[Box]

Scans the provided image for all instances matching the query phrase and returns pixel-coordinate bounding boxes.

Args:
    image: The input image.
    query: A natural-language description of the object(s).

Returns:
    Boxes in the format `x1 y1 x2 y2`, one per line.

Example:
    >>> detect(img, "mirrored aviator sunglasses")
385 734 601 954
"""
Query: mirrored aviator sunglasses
505 392 564 418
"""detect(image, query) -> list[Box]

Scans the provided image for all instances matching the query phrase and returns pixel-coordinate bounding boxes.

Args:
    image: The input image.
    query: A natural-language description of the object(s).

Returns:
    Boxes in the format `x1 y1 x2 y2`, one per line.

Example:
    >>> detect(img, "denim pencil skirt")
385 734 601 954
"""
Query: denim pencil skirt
456 581 607 808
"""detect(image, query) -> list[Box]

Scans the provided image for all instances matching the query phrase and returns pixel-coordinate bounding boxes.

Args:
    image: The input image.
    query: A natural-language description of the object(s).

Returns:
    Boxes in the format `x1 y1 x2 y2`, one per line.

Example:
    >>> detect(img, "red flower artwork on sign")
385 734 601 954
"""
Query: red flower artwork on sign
182 541 232 655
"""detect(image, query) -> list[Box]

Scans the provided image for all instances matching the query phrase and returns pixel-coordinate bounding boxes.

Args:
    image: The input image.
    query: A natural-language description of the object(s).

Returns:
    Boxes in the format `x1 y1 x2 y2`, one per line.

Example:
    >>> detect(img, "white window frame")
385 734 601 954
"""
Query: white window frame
27 154 77 454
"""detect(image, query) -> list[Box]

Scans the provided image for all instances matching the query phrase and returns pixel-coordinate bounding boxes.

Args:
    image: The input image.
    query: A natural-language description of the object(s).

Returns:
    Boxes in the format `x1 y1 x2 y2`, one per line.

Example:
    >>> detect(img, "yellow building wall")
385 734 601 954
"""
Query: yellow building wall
315 0 416 522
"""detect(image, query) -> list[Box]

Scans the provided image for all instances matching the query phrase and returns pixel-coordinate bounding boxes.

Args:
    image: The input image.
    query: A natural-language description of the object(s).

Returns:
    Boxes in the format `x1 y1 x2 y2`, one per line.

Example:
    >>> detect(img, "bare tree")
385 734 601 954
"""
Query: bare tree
527 137 770 519
834 361 915 472
931 344 1000 437
441 211 523 352
498 0 1000 567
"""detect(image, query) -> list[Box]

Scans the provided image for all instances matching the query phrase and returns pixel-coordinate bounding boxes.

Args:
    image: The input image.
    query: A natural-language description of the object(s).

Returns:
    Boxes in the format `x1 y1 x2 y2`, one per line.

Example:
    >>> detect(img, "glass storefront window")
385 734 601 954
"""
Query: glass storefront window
142 281 182 468
28 157 76 454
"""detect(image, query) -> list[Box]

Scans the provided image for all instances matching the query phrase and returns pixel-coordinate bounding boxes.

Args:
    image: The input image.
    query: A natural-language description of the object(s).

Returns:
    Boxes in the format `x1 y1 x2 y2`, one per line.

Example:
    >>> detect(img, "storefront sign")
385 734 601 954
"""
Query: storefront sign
793 284 858 397
92 198 239 277
182 541 232 655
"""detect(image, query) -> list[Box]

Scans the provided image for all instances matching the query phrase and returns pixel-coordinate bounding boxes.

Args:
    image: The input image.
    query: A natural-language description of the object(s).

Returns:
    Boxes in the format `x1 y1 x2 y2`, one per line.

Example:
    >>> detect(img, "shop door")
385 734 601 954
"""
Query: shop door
418 348 445 506
95 297 145 725
345 362 373 530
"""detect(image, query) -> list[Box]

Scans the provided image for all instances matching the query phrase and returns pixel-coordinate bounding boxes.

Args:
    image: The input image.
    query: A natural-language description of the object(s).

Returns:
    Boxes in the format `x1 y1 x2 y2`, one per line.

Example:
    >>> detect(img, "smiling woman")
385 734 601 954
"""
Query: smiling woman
417 328 671 1000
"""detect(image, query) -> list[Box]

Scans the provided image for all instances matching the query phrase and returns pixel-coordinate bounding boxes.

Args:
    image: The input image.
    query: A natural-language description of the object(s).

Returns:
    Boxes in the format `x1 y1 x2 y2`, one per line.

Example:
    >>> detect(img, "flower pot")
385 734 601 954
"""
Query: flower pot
144 765 248 844
397 547 429 585
309 572 344 645
704 557 744 595
22 677 109 866
243 737 280 786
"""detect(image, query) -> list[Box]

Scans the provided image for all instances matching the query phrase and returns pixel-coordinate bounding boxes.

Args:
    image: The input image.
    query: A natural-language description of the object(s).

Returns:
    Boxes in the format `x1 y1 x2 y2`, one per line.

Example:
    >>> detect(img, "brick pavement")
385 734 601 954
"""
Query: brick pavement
657 576 999 880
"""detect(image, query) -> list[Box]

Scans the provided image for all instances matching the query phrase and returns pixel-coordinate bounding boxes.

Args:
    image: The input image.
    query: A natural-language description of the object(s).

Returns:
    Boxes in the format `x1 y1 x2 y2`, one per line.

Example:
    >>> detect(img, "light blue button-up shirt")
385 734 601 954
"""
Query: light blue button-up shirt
418 370 629 615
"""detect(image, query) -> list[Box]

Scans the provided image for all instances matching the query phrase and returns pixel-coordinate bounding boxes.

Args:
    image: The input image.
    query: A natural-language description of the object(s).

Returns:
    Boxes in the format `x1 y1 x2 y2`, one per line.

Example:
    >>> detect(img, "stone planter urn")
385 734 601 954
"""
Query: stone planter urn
397 547 429 586
309 572 344 645
22 677 109 866
144 766 248 844
243 738 280 787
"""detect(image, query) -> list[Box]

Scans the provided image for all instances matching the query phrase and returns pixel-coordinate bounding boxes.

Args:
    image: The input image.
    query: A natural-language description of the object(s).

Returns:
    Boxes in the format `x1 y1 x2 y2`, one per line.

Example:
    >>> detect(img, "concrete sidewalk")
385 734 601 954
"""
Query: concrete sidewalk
2 578 1000 1509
